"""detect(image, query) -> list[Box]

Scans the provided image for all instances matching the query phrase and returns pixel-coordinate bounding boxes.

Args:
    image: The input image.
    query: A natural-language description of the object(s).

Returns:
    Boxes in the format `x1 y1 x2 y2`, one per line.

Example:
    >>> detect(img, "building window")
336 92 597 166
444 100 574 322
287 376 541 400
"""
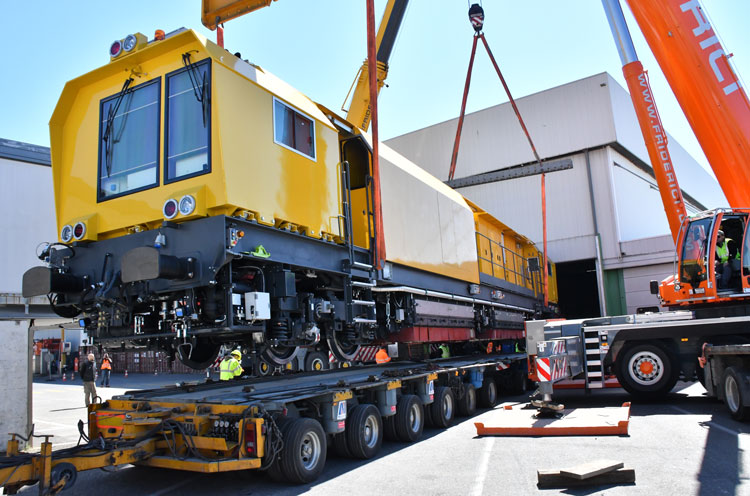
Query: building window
98 79 160 200
273 98 315 160
165 59 211 183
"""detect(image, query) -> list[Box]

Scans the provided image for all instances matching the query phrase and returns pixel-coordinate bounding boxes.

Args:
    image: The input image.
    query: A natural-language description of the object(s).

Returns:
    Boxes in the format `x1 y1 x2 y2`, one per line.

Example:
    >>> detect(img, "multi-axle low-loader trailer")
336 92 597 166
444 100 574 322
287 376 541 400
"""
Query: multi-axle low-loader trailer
526 312 750 421
0 353 524 494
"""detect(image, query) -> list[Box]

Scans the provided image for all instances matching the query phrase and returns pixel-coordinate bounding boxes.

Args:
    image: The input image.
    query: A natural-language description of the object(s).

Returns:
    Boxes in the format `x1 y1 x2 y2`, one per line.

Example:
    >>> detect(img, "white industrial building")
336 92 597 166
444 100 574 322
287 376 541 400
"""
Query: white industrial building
0 138 67 449
386 72 726 318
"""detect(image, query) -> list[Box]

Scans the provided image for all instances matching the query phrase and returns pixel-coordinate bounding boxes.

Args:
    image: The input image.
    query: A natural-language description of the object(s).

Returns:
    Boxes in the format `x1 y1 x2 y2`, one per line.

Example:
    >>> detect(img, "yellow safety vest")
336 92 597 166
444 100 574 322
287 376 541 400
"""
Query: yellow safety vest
220 357 242 380
439 345 450 359
716 238 738 263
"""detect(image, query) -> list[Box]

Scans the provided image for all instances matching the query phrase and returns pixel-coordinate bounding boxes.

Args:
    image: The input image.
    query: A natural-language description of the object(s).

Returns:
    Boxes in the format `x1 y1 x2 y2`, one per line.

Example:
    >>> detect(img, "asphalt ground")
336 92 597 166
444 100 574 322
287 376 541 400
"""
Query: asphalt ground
14 375 750 495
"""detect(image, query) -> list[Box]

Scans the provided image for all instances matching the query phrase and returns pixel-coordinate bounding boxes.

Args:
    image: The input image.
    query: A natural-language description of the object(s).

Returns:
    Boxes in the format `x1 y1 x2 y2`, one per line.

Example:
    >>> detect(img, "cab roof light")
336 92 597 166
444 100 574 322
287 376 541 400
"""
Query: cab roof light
73 222 86 241
163 199 178 219
110 40 122 58
60 225 73 243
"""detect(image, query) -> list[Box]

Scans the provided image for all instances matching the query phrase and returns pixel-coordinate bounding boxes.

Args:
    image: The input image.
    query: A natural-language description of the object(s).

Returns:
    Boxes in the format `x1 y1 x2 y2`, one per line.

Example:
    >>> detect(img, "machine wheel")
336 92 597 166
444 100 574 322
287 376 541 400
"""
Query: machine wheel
273 418 327 484
329 432 351 458
177 339 220 370
478 379 498 408
429 386 456 429
50 462 77 491
616 342 679 400
722 367 750 421
394 395 424 442
304 351 329 372
327 331 360 362
345 404 383 459
262 344 300 366
257 358 273 377
458 384 477 416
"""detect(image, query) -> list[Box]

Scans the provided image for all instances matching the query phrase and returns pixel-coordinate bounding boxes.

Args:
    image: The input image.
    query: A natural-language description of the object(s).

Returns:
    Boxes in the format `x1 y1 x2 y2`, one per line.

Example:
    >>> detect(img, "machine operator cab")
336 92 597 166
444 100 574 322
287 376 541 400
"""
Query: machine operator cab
658 209 750 307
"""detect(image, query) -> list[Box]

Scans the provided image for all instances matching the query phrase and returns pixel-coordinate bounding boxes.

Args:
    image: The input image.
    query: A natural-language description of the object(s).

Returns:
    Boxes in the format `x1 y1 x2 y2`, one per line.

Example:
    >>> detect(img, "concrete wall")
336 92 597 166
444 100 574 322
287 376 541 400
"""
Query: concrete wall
0 320 32 452
624 263 674 314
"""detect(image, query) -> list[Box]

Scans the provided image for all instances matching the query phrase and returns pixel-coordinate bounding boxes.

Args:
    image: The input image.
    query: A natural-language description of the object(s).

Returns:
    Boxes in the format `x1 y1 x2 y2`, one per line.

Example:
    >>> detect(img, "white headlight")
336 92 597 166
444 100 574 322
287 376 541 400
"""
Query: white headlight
179 195 196 216
123 34 137 52
60 225 74 243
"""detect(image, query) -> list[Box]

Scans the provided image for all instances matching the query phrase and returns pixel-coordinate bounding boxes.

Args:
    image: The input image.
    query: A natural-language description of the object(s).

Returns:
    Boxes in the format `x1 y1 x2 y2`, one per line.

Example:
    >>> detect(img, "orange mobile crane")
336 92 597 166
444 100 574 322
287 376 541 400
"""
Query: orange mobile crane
528 0 750 421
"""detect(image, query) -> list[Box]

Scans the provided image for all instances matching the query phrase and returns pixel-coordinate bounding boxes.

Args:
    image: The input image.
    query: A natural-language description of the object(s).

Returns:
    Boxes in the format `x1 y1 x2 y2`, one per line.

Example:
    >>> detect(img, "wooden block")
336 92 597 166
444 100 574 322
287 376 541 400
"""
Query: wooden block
537 468 635 489
559 459 624 480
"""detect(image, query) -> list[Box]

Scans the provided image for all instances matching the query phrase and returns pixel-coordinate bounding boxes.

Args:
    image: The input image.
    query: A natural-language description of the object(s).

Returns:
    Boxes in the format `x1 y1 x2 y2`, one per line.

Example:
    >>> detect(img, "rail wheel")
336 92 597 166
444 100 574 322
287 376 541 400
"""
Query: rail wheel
262 343 299 366
257 358 273 377
429 386 455 428
177 339 220 370
616 342 679 400
272 417 327 484
722 367 750 421
346 404 383 459
394 394 424 442
478 379 498 408
327 331 360 362
458 384 477 416
305 351 329 372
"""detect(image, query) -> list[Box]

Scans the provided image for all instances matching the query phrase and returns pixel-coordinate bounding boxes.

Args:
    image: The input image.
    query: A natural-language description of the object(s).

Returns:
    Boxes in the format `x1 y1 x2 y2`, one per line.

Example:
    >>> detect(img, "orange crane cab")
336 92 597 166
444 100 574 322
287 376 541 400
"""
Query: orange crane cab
658 209 750 308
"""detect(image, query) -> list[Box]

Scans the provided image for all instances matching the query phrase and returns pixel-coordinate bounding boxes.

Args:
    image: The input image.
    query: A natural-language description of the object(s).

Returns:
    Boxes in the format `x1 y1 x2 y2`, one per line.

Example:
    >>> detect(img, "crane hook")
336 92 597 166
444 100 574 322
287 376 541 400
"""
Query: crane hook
469 3 484 33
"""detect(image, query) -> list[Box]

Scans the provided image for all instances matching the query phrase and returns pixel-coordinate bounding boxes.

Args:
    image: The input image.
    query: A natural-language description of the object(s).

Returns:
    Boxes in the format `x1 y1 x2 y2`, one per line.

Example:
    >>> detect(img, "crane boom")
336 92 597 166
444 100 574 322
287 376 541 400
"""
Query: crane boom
602 0 688 243
345 0 409 131
624 0 750 208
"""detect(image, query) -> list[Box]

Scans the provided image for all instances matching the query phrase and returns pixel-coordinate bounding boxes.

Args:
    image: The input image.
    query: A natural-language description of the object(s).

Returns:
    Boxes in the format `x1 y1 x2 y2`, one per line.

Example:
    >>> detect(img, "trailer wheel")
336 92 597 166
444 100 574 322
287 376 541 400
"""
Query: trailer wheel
394 395 424 442
429 386 455 428
274 418 327 484
478 379 498 408
346 404 383 459
383 414 398 441
330 432 351 458
304 351 329 372
458 384 477 416
50 462 77 491
616 342 679 400
722 367 750 421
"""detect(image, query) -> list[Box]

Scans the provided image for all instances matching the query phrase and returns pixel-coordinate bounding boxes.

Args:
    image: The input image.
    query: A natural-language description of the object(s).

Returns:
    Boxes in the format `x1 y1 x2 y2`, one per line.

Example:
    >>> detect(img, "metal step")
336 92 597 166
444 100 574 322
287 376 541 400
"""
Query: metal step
352 262 373 270
587 371 603 378
353 317 377 324
352 280 376 288
587 360 602 366
585 338 599 344
586 349 600 355
352 299 376 307
587 382 604 389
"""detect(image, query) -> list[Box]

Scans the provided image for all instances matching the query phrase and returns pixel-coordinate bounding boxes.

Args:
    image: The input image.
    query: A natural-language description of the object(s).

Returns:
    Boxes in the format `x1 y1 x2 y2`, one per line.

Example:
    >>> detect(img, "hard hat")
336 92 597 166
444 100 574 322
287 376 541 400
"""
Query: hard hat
231 350 241 359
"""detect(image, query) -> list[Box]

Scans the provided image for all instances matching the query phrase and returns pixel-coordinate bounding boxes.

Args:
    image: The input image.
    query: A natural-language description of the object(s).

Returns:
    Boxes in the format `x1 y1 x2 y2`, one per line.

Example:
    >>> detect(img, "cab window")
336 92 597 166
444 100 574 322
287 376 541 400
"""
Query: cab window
273 98 315 160
98 79 160 200
680 218 711 286
165 59 211 182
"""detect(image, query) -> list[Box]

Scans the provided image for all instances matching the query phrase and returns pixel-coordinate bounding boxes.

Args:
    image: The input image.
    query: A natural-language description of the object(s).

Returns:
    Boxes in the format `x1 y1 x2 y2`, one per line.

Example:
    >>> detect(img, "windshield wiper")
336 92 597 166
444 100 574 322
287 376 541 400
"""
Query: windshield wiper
182 52 209 127
103 77 134 178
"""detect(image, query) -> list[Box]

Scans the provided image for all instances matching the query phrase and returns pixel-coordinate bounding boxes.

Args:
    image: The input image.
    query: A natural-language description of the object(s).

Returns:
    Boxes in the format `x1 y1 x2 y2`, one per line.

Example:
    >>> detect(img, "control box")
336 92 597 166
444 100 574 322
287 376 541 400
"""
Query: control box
244 292 271 320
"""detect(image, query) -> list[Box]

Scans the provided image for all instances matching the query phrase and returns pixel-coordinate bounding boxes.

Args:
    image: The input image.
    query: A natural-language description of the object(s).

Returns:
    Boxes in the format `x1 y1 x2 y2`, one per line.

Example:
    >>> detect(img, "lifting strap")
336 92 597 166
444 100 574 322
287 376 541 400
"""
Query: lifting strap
449 3 549 306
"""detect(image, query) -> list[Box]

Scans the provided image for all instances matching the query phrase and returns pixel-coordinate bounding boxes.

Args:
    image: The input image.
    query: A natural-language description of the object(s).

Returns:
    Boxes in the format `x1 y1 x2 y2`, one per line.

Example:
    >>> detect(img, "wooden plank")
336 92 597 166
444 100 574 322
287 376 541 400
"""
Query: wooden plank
559 459 624 480
537 468 635 488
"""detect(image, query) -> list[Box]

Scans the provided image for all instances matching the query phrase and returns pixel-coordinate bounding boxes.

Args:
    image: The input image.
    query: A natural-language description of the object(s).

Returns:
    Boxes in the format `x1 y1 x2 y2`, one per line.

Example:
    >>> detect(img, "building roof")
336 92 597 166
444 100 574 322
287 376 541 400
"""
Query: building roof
0 138 50 166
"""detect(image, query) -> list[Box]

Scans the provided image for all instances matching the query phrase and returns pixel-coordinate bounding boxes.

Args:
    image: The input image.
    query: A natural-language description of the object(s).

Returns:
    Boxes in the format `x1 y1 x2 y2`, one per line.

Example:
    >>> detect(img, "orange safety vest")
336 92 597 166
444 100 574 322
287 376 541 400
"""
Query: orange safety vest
101 358 112 370
375 349 391 364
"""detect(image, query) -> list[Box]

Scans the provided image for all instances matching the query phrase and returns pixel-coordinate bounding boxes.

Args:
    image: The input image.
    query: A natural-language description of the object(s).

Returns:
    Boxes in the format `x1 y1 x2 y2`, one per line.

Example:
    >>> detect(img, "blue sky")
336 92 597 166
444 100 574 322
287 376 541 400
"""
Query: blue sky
1 1 748 181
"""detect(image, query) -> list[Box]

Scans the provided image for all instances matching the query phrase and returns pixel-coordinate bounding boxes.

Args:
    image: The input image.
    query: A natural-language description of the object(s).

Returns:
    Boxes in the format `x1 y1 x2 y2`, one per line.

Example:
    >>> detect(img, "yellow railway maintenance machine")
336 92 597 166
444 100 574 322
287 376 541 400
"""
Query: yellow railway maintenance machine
0 354 522 492
22 26 558 373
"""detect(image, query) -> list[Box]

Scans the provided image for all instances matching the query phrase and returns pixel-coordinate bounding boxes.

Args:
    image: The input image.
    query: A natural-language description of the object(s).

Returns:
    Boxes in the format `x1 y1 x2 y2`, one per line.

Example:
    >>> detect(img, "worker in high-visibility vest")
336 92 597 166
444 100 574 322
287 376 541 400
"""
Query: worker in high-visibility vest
715 230 739 289
99 353 112 387
219 350 244 380
375 347 391 364
439 344 450 359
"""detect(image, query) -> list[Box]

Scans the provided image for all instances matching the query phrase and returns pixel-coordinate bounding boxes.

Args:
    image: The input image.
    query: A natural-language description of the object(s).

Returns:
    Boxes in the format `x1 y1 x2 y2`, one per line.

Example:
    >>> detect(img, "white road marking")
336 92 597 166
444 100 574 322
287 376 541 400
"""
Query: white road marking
34 419 73 428
670 405 749 450
470 436 495 496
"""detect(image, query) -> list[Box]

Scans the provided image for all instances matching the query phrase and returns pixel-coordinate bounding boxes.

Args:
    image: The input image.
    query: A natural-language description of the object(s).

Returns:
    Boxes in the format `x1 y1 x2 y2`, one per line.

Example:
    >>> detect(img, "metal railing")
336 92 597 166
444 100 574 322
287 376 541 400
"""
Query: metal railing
475 232 542 297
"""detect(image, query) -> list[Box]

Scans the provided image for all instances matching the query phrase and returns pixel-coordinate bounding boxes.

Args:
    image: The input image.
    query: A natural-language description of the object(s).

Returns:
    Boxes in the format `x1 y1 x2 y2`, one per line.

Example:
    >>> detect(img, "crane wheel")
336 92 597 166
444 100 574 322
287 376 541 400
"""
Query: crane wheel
615 342 679 401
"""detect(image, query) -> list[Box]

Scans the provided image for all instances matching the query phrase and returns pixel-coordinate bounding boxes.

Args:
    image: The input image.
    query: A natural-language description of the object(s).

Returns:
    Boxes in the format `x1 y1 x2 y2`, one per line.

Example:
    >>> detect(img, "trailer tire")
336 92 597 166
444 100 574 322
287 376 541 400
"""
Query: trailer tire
722 367 750 421
458 384 477 416
429 386 456 428
383 414 398 441
330 432 352 458
394 395 424 442
616 342 679 400
274 418 327 484
478 379 498 408
304 351 329 372
346 404 383 459
50 462 77 491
